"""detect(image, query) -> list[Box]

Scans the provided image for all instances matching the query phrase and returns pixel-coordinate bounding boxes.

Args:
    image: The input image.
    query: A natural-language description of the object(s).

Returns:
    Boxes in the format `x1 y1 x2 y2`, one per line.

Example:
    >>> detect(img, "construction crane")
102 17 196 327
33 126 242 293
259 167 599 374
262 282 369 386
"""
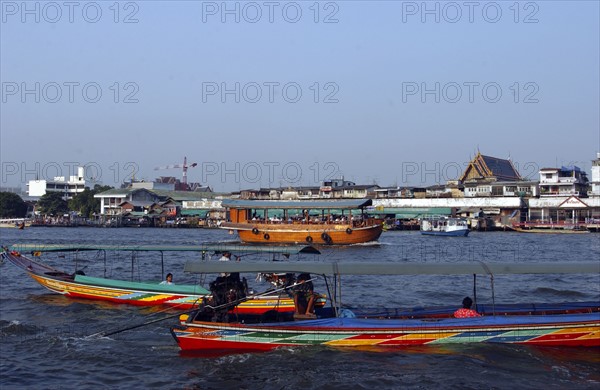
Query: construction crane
154 156 198 189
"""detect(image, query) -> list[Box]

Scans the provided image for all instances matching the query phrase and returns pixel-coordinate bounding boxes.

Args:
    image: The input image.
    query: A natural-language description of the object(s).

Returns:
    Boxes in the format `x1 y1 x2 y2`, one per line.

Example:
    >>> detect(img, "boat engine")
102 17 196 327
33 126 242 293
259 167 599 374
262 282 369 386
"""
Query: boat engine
207 273 248 322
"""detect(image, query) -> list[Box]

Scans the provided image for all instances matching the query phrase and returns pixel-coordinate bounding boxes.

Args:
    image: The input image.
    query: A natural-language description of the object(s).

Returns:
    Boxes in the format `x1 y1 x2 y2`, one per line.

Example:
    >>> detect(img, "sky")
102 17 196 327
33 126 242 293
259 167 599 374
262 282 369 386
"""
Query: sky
1 0 599 192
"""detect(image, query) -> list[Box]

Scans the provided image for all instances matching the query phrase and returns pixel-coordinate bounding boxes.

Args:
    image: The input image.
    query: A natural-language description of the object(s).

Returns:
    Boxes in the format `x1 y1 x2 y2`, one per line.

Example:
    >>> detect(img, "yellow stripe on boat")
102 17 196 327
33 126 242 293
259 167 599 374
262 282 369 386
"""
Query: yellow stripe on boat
552 326 600 334
394 332 459 341
138 294 174 302
573 330 600 340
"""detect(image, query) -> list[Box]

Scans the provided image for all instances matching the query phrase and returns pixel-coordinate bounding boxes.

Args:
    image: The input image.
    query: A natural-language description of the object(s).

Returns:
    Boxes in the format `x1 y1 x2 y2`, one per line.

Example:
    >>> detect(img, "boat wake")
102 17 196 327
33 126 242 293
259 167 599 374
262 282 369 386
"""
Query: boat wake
348 241 381 247
0 319 43 337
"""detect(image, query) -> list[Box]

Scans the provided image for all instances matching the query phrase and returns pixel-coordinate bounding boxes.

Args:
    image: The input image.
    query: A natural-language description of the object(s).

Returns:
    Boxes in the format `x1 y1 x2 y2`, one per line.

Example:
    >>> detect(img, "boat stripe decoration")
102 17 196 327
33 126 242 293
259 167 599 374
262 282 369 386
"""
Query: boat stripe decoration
176 322 600 347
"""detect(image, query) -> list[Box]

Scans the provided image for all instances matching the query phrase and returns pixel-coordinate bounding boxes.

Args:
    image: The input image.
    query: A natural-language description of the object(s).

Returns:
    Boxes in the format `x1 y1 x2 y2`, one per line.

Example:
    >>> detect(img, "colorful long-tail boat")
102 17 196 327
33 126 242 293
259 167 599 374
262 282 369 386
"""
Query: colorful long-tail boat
2 243 321 315
220 199 383 245
171 261 600 353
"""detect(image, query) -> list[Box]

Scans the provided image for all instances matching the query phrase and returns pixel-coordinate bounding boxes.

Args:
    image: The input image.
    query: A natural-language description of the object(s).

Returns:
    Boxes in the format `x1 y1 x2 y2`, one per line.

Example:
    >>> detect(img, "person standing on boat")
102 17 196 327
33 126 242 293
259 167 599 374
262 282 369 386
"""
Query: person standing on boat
453 296 480 318
160 273 174 285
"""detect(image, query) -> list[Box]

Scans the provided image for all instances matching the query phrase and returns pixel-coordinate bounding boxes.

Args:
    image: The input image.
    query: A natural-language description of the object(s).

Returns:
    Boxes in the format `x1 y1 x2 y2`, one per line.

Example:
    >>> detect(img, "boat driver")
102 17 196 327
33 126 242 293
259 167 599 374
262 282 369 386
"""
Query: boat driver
453 296 481 318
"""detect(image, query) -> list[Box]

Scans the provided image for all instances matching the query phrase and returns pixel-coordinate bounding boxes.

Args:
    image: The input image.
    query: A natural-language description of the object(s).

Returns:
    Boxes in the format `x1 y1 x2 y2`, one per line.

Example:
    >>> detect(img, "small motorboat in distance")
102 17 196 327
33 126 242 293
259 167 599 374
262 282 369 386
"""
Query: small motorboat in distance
420 216 469 237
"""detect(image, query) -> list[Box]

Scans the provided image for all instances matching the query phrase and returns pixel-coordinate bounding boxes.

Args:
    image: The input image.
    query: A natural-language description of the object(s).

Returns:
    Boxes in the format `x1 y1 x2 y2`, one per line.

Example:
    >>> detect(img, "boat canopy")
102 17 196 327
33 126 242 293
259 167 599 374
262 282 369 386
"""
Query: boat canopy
8 243 320 255
74 274 211 295
184 261 599 276
367 208 453 218
221 199 373 210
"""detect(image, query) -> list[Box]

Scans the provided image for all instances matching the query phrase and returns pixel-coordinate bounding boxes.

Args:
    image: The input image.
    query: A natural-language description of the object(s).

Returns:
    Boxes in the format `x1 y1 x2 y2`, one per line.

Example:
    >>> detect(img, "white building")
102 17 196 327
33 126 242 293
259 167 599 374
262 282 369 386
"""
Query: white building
27 166 86 200
94 188 161 216
539 166 589 197
590 152 600 197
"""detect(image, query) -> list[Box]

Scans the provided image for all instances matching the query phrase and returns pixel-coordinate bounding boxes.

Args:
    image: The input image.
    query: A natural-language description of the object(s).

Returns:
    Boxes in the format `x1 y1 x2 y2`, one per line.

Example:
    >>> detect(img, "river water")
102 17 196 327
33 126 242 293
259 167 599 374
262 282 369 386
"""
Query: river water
1 228 599 389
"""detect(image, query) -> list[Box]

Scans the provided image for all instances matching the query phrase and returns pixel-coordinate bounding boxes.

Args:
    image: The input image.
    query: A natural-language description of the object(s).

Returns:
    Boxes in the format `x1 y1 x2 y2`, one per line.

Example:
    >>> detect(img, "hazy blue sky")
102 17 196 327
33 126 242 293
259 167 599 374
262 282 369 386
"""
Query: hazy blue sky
1 1 599 192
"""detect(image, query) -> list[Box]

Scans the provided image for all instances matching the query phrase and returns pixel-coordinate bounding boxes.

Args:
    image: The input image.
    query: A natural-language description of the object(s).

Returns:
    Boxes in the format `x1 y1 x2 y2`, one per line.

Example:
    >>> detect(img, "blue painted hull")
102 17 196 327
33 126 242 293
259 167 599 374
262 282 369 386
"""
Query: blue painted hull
421 229 469 237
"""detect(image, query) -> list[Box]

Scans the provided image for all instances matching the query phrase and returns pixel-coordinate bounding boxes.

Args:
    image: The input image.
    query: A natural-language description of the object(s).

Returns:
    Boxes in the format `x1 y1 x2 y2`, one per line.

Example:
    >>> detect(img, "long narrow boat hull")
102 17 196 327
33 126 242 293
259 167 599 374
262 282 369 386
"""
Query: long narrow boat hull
223 223 383 245
2 250 298 314
511 227 590 234
421 229 469 237
172 313 600 353
31 272 297 312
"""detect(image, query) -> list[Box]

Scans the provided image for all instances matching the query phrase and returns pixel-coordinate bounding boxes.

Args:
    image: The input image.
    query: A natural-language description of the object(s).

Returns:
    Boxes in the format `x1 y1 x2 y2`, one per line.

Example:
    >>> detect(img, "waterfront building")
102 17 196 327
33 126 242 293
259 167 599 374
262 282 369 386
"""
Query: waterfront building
538 166 589 197
590 153 600 197
373 197 524 229
278 186 321 200
425 184 453 198
27 166 86 200
459 153 537 197
319 177 356 198
527 196 600 225
329 184 380 199
462 180 539 198
95 188 162 216
374 187 415 198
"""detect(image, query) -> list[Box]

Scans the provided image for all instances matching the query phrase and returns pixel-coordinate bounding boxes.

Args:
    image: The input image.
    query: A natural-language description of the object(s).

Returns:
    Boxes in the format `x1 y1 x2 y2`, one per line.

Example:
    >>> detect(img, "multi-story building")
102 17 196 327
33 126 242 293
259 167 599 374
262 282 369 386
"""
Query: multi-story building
27 166 87 200
94 188 162 216
319 177 356 198
590 153 600 197
538 166 589 197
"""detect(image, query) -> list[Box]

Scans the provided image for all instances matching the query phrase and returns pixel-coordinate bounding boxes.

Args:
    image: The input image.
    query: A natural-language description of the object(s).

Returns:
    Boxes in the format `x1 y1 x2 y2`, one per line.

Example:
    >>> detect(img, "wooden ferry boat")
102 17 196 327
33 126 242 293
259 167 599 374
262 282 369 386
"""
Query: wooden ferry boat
171 261 600 353
2 243 321 315
220 199 383 245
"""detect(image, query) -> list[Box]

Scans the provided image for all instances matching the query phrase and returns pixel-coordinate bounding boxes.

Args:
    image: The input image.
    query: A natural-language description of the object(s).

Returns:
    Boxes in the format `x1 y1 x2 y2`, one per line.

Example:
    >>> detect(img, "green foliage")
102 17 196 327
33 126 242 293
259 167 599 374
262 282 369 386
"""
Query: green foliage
37 192 69 216
0 192 28 218
68 185 113 218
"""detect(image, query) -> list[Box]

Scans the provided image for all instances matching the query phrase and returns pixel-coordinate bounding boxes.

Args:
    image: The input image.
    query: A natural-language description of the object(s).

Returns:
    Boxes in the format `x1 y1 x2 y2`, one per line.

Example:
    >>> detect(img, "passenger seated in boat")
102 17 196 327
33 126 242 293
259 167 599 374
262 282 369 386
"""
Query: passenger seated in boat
160 273 174 285
263 272 295 289
453 296 481 318
293 273 317 317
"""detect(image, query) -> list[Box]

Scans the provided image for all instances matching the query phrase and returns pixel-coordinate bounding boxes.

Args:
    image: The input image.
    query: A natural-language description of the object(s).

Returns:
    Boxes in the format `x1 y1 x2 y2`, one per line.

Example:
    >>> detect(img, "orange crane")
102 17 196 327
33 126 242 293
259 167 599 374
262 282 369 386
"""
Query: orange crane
154 157 198 189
